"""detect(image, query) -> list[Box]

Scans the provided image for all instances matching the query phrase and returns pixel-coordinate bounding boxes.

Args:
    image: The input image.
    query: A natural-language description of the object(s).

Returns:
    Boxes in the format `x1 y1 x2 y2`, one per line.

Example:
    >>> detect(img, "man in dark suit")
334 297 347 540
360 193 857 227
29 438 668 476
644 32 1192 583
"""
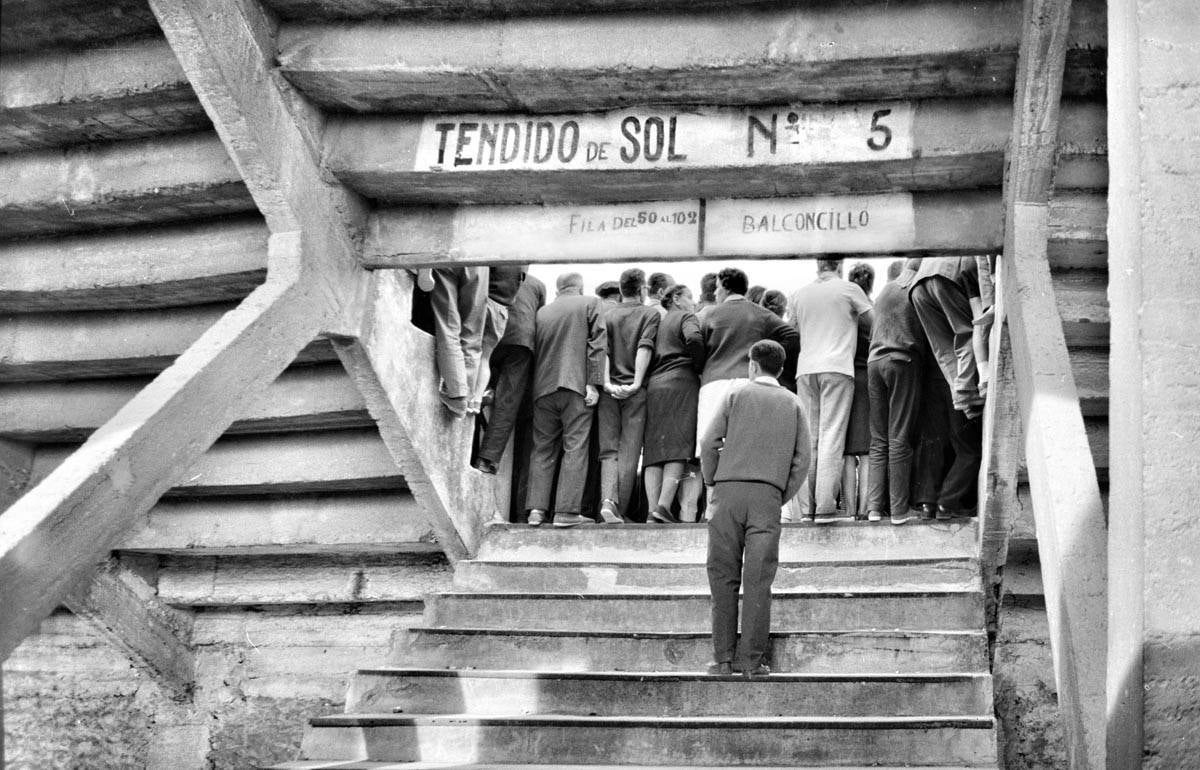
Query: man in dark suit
700 340 810 677
527 273 607 528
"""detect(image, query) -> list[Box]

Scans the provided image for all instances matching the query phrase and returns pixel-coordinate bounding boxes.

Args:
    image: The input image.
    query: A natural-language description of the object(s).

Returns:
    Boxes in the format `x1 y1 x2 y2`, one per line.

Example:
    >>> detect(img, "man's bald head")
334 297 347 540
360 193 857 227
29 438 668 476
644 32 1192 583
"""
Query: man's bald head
557 272 584 295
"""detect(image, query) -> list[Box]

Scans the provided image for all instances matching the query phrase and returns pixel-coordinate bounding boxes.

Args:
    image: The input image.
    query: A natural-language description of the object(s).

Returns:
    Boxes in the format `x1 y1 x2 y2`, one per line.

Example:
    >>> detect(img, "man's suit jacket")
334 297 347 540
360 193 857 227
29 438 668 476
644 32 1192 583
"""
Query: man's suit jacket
533 293 607 401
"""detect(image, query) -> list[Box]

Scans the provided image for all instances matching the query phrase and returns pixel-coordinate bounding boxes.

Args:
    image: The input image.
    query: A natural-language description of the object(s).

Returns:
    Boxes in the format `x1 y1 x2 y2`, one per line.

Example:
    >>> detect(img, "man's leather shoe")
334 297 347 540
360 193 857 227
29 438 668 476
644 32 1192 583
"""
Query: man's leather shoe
650 505 681 524
553 513 595 528
471 456 498 475
706 661 734 676
739 663 771 677
528 509 545 527
918 504 936 520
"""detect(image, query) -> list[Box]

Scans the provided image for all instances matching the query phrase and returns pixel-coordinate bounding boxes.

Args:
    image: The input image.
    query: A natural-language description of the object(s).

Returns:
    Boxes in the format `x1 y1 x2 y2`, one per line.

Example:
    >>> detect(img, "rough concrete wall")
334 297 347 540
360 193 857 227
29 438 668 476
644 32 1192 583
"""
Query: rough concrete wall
1108 1 1200 766
2 601 438 769
992 597 1067 769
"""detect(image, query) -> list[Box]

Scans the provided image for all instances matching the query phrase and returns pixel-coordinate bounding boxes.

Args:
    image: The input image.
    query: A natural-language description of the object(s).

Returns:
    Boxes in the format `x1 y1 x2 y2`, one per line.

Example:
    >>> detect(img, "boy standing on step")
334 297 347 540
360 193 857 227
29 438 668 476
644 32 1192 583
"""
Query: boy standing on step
700 340 810 676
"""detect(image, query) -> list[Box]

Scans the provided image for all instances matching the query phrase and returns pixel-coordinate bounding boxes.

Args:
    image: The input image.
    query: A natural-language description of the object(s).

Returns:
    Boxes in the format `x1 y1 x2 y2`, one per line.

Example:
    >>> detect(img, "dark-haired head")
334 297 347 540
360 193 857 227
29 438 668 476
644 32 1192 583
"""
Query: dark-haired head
619 268 646 299
717 267 749 298
662 284 694 312
762 289 787 318
648 272 675 299
848 262 875 297
595 280 621 301
749 339 786 379
746 285 766 304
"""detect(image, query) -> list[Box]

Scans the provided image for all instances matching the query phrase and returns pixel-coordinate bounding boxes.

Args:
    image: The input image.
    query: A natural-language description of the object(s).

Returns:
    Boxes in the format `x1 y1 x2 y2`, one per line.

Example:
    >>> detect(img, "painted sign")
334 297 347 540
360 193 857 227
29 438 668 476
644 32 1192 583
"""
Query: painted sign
705 193 916 256
436 193 914 262
413 103 915 172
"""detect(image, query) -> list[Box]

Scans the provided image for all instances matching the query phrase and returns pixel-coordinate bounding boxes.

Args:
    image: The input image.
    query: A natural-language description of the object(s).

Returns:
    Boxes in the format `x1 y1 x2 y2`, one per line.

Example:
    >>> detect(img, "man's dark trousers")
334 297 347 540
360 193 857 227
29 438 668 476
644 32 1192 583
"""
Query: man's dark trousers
912 365 952 507
706 480 782 671
866 356 921 517
598 388 647 516
527 388 593 514
939 407 982 512
478 344 533 466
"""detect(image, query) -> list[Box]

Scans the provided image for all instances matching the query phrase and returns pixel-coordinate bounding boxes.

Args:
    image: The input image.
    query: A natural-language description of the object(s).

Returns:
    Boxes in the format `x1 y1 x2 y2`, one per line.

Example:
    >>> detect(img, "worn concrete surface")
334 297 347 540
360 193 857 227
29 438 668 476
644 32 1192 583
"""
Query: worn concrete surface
2 606 432 768
0 0 161 54
265 0 799 20
992 598 1067 769
277 0 1106 112
0 37 208 152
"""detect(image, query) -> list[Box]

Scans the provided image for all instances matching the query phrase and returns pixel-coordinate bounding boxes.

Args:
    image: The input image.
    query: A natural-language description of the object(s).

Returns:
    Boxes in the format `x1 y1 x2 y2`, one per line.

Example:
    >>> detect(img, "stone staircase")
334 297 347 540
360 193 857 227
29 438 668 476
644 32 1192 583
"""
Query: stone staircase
273 520 998 768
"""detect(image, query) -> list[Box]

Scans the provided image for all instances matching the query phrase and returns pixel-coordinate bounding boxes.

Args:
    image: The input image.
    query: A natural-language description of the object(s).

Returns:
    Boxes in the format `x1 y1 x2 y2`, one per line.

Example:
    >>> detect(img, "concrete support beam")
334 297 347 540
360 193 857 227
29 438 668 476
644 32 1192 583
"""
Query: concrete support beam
1107 0 1200 765
333 270 497 563
0 364 369 443
30 428 404 497
1001 2 1107 766
0 305 336 383
0 37 207 152
277 0 1106 112
264 0 789 20
325 100 1104 205
62 559 195 700
0 233 336 662
0 217 268 312
0 439 34 513
120 492 435 555
0 0 160 54
0 132 255 238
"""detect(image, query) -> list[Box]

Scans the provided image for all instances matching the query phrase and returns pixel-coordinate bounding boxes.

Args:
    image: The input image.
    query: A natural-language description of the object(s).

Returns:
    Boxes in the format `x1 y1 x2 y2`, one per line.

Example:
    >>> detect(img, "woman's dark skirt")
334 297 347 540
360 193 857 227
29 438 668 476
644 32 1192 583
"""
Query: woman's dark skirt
644 369 700 466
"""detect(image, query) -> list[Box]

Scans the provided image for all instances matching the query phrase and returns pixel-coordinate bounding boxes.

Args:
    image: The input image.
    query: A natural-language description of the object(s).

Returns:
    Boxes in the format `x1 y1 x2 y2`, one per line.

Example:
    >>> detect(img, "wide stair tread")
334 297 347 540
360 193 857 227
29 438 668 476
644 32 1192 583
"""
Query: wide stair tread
274 763 997 769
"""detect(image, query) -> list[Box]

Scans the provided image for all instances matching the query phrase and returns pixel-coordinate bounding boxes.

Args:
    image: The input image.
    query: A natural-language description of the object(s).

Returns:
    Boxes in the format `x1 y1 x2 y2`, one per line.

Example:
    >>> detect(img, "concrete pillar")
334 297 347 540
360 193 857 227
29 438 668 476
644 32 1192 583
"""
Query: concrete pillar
1107 1 1200 767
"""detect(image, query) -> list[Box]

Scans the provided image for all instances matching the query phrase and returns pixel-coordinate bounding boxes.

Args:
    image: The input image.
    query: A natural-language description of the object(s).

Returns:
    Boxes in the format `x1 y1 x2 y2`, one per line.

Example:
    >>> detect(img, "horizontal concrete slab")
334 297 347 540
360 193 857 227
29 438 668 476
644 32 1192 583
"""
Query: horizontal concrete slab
451 557 981 594
31 427 404 496
474 519 979 564
300 714 997 765
365 191 1003 270
0 37 207 152
0 132 255 238
400 626 989 673
1069 348 1109 417
157 551 451 607
0 304 336 382
1049 192 1107 269
120 491 435 554
330 100 1103 206
347 667 993 717
265 0 795 20
0 363 370 442
424 590 985 632
1052 268 1109 347
277 0 1105 112
0 216 268 312
0 0 161 54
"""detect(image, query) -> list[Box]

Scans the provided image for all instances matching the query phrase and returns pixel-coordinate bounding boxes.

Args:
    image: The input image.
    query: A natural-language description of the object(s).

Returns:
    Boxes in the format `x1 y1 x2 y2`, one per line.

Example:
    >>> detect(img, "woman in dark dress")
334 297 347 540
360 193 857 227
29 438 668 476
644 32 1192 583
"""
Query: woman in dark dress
844 263 875 520
644 285 705 523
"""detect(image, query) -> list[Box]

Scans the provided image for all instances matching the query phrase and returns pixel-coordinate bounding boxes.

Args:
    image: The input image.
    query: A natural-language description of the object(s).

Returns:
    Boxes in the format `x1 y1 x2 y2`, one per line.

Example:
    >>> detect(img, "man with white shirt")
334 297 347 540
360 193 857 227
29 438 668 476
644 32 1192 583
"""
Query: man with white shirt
786 259 874 524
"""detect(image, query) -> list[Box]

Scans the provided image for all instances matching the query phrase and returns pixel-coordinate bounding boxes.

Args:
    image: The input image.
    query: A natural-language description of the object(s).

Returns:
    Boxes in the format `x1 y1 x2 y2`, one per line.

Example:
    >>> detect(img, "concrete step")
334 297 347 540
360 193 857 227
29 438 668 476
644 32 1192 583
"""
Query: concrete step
399 627 988 674
424 590 985 632
452 557 981 593
474 519 979 564
273 763 997 770
298 714 998 766
346 668 994 718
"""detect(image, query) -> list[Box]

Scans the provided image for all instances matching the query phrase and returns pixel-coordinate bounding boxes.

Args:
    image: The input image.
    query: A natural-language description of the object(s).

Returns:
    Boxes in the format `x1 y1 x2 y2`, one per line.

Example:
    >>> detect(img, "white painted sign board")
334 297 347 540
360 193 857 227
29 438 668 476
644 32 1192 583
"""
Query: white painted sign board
705 194 917 256
414 103 915 172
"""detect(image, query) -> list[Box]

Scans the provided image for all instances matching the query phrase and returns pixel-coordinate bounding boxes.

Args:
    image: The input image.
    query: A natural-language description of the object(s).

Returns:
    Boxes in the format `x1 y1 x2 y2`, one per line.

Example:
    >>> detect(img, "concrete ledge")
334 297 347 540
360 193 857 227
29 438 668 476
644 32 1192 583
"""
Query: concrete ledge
0 132 255 238
277 0 1105 112
0 1 161 54
265 0 800 20
120 492 435 554
0 217 268 312
0 363 370 443
0 305 337 383
327 100 1103 205
31 428 404 496
0 37 207 152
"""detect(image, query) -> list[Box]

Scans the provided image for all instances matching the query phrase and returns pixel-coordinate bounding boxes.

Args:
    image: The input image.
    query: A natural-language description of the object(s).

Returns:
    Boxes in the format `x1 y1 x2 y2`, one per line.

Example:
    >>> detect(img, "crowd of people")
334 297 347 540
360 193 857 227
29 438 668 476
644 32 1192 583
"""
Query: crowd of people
420 255 993 527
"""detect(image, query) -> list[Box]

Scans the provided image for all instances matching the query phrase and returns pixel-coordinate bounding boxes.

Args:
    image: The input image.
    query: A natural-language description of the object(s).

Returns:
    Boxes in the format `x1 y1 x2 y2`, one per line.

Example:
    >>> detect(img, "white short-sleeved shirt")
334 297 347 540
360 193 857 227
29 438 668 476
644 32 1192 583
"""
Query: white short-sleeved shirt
788 275 872 378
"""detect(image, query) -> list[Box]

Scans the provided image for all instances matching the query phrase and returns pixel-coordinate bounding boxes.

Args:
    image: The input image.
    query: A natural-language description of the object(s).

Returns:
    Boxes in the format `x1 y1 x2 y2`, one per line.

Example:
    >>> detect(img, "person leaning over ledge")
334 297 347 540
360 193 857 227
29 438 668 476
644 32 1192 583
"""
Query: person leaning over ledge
700 340 810 677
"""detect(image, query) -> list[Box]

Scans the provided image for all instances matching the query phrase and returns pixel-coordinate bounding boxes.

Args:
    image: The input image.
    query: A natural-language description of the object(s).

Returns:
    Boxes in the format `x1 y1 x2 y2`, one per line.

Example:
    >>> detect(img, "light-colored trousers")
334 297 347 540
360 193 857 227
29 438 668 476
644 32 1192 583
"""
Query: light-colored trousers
787 372 854 519
430 266 489 400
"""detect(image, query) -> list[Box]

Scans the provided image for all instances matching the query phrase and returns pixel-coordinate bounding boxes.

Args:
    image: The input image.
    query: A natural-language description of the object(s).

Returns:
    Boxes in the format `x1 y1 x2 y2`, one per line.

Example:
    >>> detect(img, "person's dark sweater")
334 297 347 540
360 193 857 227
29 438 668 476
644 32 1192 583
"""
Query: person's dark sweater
701 297 799 388
533 293 606 401
911 257 980 298
869 277 928 363
604 301 660 386
699 378 810 500
651 309 705 379
499 274 546 351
